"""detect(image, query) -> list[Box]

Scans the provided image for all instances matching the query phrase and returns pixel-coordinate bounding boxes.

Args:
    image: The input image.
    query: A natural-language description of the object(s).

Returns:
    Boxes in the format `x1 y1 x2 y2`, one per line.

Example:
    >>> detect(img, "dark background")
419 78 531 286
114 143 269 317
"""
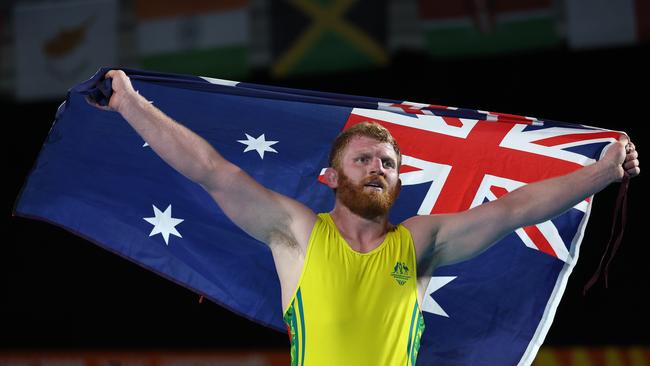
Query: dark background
5 44 649 350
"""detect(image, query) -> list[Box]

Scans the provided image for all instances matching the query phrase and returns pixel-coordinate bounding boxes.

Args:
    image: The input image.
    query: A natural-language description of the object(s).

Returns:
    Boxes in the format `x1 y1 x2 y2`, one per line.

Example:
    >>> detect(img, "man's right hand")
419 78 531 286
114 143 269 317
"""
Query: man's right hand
104 69 138 114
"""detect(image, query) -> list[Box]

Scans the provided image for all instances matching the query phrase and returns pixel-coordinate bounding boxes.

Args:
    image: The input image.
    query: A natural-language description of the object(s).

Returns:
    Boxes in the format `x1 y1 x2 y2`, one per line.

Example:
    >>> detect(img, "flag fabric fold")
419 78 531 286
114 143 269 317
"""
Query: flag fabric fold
15 67 623 365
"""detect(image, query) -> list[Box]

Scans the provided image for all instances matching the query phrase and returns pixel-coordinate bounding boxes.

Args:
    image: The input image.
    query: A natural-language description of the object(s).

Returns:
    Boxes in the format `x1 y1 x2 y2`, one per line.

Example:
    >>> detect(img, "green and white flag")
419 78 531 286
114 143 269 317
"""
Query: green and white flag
136 0 249 78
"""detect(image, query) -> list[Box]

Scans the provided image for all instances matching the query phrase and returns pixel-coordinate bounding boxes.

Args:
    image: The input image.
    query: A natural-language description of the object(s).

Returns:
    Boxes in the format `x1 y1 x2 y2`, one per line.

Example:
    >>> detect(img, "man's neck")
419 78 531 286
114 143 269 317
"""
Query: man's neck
330 201 391 253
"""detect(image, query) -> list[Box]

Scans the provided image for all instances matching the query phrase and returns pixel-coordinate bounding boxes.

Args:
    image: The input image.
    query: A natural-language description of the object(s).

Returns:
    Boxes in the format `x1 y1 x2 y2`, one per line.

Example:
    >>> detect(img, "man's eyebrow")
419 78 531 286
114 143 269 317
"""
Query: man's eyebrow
381 154 396 162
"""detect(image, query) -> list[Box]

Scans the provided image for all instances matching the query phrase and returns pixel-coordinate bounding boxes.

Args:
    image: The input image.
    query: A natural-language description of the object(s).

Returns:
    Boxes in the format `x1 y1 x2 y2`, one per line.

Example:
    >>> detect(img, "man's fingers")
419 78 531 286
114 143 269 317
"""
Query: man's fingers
623 159 639 170
84 95 112 111
614 136 640 177
105 69 118 78
626 166 640 177
625 150 638 161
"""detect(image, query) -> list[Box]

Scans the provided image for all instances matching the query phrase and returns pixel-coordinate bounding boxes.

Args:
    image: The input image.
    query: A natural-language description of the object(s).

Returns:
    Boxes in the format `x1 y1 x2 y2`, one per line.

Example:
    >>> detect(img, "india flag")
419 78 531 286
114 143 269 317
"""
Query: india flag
136 0 249 78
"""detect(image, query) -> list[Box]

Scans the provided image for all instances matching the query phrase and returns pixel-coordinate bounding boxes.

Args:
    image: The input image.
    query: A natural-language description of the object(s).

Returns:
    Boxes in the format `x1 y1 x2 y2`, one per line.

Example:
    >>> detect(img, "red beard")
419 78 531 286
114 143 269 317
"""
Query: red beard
337 172 399 220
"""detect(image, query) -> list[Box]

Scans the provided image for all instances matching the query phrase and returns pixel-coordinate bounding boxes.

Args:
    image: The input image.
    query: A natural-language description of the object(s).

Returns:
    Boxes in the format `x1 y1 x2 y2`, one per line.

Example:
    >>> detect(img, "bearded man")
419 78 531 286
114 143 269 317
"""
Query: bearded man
96 69 640 366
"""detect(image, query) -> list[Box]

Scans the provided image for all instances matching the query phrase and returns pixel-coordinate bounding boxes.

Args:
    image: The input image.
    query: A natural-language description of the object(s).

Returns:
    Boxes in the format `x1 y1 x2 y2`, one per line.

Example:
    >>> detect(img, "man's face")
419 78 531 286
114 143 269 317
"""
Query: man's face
335 136 400 219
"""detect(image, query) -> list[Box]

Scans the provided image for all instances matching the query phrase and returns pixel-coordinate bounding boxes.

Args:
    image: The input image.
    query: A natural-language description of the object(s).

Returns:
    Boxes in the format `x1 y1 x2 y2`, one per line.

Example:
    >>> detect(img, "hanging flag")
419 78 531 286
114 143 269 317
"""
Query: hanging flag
270 0 388 77
14 68 623 365
135 0 249 78
12 0 117 101
418 0 563 58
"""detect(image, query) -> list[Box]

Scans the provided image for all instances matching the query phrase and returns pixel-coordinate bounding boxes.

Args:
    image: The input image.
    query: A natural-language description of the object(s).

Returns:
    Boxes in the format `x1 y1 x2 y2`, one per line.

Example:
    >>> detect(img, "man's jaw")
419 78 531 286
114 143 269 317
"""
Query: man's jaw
335 173 395 220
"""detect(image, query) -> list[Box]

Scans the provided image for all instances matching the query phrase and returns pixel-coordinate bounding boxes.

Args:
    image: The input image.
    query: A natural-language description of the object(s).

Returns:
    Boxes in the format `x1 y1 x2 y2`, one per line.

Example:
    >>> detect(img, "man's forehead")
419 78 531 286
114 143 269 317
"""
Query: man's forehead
344 136 396 156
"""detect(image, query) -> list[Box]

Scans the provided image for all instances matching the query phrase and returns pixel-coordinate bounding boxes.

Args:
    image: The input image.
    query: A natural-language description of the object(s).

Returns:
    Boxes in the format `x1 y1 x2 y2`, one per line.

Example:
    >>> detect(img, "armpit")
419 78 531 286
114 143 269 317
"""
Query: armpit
268 227 299 249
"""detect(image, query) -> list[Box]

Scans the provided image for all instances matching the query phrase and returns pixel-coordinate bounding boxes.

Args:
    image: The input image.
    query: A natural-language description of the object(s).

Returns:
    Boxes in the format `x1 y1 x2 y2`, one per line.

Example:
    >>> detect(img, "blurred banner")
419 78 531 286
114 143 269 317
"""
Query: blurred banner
565 0 650 49
1 348 649 366
270 0 388 77
136 0 249 78
12 0 117 101
533 347 650 365
417 0 563 58
0 351 290 366
7 0 650 96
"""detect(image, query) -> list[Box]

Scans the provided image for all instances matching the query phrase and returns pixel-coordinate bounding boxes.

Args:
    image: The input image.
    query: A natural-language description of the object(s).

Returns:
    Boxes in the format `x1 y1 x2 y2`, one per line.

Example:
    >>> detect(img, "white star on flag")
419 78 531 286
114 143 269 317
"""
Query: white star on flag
422 276 457 317
143 204 184 245
237 133 278 159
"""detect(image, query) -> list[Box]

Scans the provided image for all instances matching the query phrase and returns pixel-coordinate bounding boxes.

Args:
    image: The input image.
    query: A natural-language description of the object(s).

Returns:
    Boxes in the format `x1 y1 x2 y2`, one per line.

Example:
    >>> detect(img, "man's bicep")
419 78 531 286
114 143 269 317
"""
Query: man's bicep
205 167 316 249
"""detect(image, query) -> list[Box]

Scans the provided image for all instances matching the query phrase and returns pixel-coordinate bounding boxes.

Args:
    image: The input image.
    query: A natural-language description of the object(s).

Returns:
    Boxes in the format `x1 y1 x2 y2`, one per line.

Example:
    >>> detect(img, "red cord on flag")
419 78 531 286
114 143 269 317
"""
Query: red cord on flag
583 174 630 295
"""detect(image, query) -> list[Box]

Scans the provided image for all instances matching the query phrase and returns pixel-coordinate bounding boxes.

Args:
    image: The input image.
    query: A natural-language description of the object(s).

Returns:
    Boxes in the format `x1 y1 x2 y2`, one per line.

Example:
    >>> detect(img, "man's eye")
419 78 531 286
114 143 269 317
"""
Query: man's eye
383 160 395 168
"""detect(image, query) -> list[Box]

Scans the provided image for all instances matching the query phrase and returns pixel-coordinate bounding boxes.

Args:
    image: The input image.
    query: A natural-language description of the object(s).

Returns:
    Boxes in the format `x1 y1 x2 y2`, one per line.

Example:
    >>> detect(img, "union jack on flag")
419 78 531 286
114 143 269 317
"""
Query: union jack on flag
342 107 619 261
14 68 623 365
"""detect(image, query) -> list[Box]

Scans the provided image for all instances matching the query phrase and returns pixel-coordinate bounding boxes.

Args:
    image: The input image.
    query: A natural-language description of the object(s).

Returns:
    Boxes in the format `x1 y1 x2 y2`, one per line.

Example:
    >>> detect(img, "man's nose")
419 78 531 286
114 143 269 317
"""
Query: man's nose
369 157 385 175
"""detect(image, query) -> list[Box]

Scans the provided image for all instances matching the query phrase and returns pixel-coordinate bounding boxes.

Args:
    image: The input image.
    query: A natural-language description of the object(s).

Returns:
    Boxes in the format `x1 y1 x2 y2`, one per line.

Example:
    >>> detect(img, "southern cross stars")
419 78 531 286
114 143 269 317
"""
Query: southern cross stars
143 204 184 245
238 133 278 159
422 276 457 317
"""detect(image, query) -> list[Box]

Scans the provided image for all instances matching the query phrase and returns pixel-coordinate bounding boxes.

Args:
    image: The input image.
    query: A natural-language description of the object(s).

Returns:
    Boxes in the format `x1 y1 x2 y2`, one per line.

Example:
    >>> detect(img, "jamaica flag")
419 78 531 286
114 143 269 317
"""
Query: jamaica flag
271 0 388 77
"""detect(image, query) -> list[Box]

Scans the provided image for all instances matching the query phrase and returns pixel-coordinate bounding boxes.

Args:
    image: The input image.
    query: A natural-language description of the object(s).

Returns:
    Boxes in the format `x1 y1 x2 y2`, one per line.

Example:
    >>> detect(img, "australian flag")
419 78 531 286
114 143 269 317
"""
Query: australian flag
14 68 623 365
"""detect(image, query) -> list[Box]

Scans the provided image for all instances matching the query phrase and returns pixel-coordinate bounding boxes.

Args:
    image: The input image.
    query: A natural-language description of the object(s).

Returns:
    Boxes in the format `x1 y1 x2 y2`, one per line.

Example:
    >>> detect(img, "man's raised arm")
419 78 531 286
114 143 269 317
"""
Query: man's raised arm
99 70 316 250
404 137 640 275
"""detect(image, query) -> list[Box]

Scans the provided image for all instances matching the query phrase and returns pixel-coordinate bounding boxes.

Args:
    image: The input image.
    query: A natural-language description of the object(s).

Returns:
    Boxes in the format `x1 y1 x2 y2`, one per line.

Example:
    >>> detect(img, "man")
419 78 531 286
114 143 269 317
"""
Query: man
97 69 640 365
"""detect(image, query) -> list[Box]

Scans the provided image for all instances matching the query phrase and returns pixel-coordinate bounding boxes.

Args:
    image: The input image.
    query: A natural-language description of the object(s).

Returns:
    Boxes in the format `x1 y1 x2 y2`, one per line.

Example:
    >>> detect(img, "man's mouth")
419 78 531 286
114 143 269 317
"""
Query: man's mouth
364 179 386 190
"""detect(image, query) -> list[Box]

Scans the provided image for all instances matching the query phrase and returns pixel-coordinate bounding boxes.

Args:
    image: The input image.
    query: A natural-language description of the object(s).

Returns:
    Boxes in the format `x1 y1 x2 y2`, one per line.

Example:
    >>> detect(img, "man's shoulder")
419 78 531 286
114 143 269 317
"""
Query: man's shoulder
401 214 443 234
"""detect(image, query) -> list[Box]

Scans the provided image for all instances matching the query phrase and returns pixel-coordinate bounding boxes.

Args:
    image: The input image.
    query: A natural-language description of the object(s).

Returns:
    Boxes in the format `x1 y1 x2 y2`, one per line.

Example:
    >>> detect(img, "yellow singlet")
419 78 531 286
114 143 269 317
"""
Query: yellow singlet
283 213 425 366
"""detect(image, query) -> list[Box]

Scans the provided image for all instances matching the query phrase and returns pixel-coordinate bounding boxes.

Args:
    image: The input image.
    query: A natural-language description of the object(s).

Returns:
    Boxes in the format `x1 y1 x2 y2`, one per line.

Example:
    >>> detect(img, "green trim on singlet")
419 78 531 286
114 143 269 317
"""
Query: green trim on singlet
406 302 425 365
297 288 306 366
406 302 418 363
411 309 425 365
284 288 306 366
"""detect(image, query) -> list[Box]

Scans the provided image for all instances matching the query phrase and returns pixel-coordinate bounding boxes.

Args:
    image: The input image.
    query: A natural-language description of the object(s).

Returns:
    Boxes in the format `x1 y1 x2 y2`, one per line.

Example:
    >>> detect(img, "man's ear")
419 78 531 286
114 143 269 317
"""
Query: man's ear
323 167 339 189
